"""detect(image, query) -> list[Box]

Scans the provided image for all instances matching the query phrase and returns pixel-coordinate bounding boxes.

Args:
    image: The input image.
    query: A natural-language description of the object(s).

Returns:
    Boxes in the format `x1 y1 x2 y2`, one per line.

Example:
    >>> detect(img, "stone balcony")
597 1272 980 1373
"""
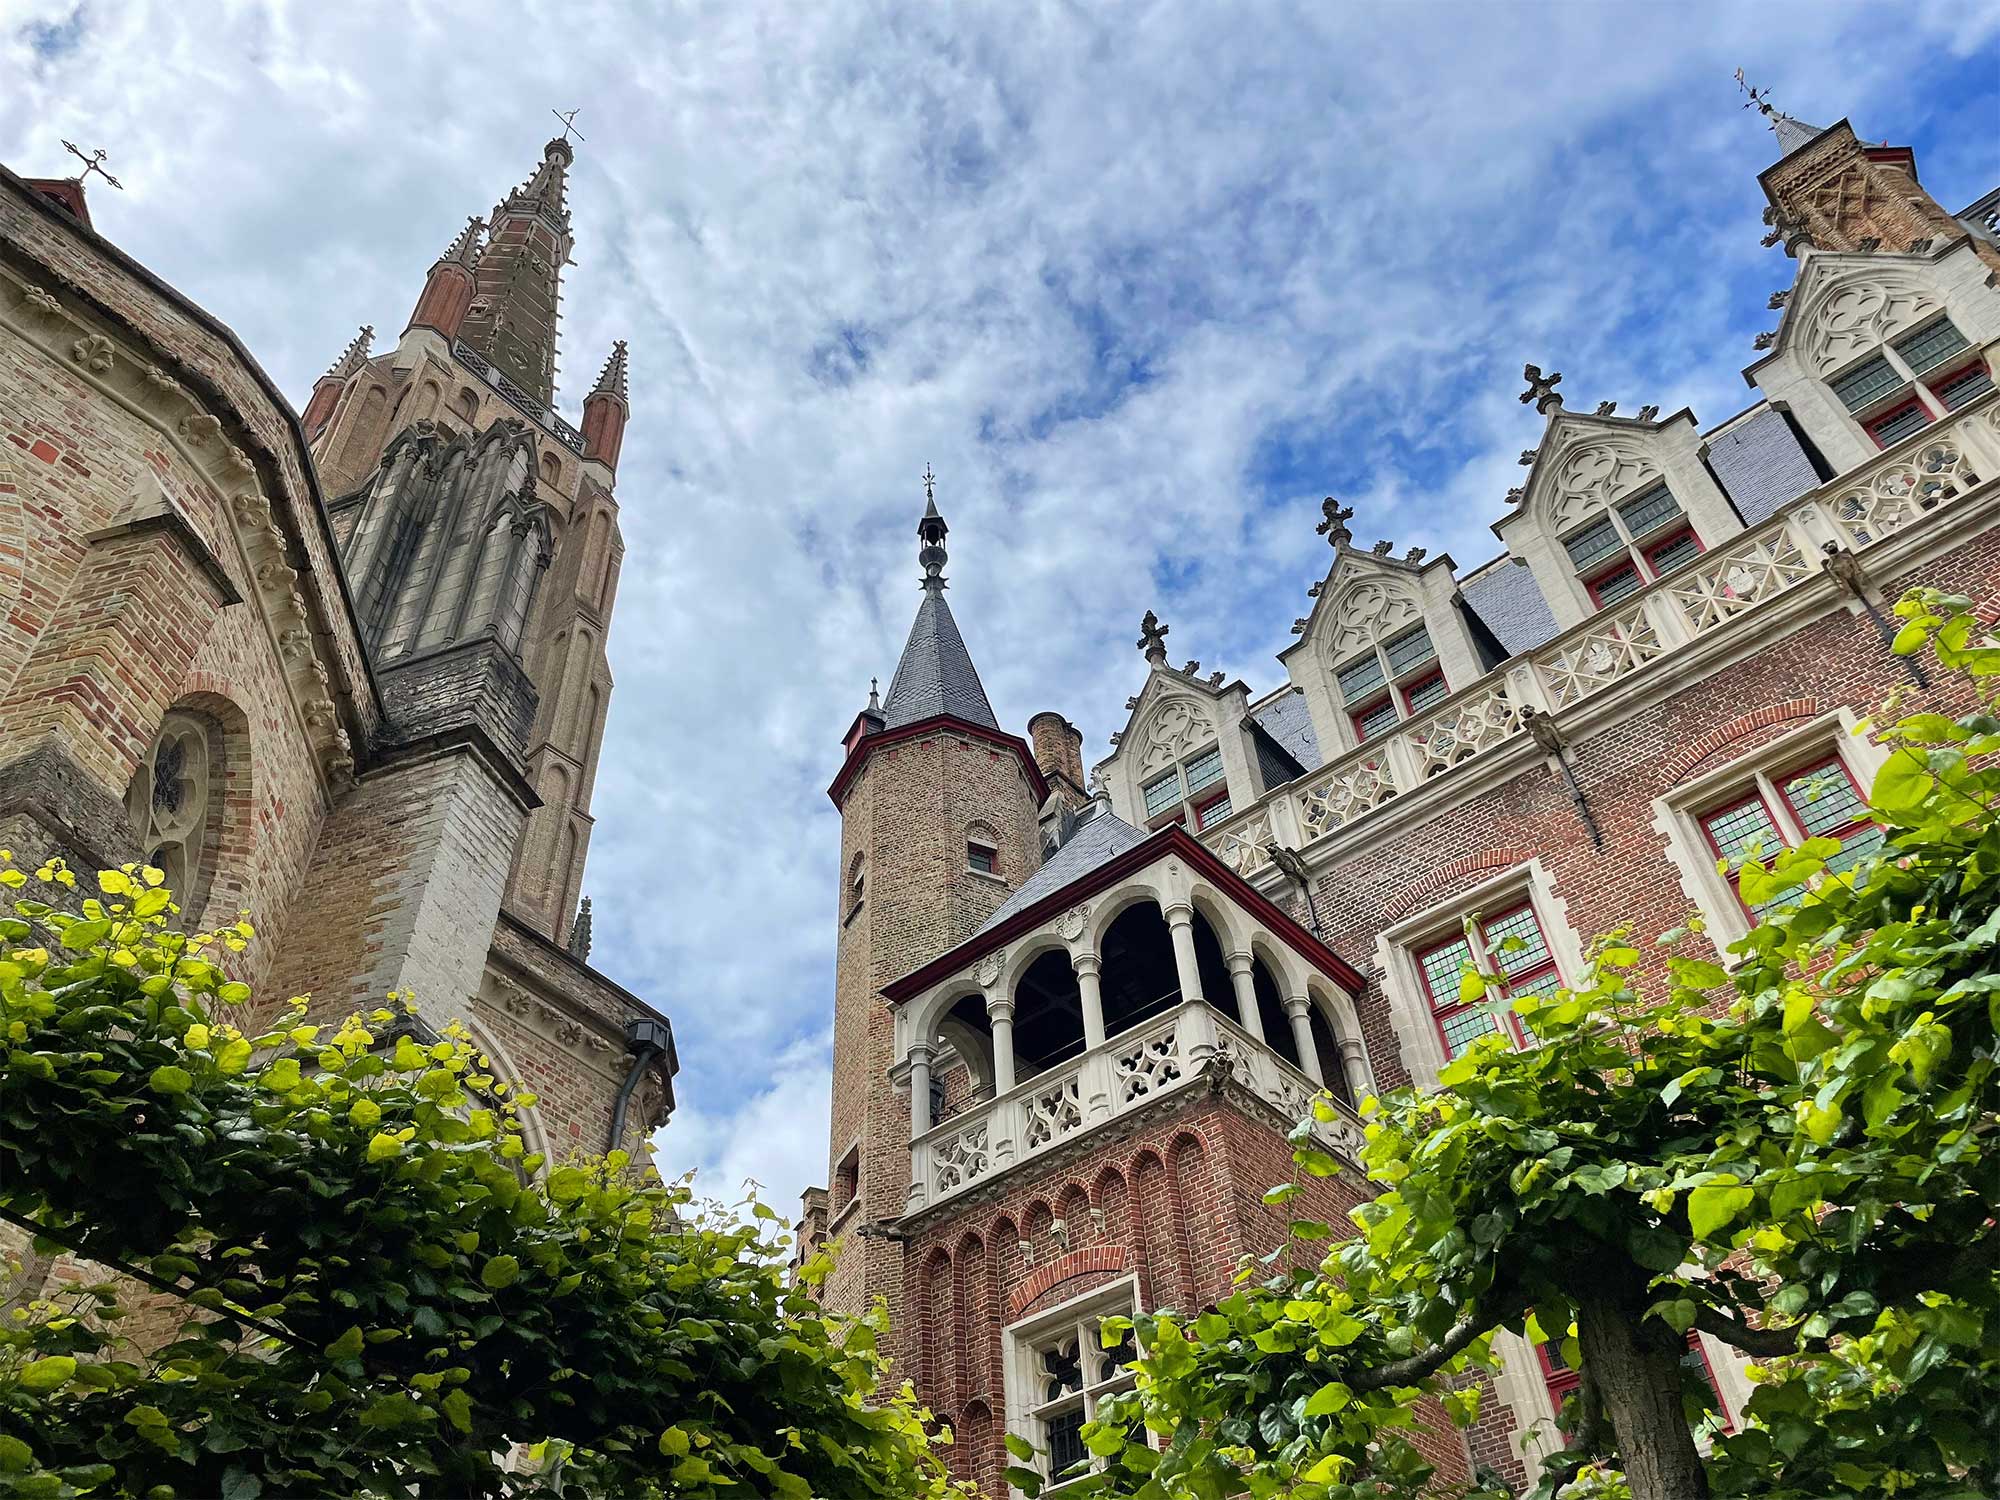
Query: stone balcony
1199 388 2000 881
907 1002 1366 1213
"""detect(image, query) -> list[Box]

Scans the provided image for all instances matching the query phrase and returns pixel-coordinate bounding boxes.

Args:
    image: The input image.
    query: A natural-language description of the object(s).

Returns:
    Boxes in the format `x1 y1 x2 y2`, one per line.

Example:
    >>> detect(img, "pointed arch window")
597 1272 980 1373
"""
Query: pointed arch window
125 712 221 914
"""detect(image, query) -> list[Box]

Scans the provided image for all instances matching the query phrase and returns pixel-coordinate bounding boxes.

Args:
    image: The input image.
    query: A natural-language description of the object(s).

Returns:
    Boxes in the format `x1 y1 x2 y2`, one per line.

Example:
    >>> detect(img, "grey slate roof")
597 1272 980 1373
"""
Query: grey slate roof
879 588 999 730
1457 558 1561 656
1250 688 1322 773
1770 113 1828 160
975 811 1150 936
1706 405 1822 525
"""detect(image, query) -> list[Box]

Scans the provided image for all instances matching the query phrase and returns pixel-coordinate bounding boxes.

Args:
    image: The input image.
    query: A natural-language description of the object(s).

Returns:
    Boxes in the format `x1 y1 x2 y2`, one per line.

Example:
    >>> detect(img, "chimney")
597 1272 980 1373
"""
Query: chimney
1028 711 1088 809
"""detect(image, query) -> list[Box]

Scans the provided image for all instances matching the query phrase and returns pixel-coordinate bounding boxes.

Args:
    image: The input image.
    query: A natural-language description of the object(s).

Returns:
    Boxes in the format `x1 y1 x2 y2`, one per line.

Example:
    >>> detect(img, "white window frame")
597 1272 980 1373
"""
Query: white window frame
1003 1275 1141 1495
1651 709 1889 958
1374 859 1586 1091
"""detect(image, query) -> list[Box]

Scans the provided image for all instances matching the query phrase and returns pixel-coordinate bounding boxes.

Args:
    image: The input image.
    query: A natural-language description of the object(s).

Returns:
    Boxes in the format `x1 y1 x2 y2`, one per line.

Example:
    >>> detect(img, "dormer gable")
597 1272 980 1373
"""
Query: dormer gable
1494 395 1742 630
1745 244 2000 475
1278 510 1483 761
1094 618 1257 832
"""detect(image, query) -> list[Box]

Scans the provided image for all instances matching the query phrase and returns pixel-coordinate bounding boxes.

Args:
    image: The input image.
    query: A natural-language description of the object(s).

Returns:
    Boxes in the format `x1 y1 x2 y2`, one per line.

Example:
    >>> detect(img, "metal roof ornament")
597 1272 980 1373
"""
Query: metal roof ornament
916 468 948 593
61 140 122 190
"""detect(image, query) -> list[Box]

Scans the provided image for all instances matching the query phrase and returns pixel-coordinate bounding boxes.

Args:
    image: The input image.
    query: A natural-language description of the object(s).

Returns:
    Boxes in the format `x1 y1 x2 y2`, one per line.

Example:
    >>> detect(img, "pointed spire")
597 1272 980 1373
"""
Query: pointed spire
436 215 484 271
1735 71 1826 160
513 136 575 227
867 677 881 712
591 340 629 403
878 476 999 732
566 895 593 960
458 137 577 406
325 325 373 380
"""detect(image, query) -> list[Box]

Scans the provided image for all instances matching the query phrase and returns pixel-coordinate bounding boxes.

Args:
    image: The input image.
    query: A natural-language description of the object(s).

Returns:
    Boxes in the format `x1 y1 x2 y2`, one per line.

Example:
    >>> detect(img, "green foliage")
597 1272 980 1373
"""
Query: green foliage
1052 590 2000 1500
0 862 965 1499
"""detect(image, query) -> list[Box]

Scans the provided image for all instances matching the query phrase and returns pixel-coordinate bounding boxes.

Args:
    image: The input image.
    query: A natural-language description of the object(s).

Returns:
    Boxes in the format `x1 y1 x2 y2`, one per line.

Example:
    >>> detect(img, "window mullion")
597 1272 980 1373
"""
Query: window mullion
1758 770 1807 847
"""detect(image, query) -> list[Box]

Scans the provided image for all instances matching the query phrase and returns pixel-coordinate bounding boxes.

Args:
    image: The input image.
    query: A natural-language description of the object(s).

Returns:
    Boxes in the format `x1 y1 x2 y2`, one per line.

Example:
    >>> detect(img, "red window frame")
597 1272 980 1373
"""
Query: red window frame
1774 755 1871 845
1351 695 1398 744
1585 559 1644 608
1697 787 1787 920
1930 359 1995 412
1698 755 1877 920
1538 1337 1730 1434
1864 395 1935 449
1193 789 1232 831
967 842 999 876
1413 900 1551 1059
1642 526 1704 576
1399 671 1448 715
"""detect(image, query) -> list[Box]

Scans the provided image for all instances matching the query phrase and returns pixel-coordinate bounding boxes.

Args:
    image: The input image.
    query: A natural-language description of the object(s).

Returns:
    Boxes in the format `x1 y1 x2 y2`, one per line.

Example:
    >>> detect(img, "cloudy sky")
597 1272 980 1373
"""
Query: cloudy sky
5 1 1996 1216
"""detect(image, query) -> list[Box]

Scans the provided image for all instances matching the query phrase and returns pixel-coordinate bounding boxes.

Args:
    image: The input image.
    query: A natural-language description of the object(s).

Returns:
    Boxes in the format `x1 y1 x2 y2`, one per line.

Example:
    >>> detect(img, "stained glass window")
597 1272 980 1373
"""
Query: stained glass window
1563 516 1624 571
1384 625 1436 676
1337 654 1386 705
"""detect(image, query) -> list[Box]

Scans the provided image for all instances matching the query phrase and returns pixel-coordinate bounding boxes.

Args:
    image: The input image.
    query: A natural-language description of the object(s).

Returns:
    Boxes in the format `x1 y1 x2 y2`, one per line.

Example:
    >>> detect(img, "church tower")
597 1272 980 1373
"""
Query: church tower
818 485 1047 1323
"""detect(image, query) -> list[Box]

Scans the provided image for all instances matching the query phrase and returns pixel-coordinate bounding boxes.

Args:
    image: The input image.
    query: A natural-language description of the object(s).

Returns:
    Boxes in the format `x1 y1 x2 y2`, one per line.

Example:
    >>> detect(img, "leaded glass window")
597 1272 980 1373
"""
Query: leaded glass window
1831 353 1903 412
125 712 217 915
1142 771 1181 819
1181 746 1224 796
1645 531 1702 577
1616 482 1681 539
1383 625 1435 677
1563 515 1624 571
1935 363 1994 411
1354 698 1398 743
1018 1290 1140 1489
1412 901 1561 1060
1336 654 1386 705
1403 672 1449 714
1867 400 1932 447
1892 316 1969 376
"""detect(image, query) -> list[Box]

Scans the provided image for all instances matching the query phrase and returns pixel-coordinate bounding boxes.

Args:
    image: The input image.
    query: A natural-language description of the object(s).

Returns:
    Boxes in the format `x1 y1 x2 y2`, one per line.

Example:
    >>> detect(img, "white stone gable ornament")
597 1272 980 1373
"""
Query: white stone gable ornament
1324 576 1422 657
1796 266 1942 374
1141 697 1212 772
1543 436 1661 530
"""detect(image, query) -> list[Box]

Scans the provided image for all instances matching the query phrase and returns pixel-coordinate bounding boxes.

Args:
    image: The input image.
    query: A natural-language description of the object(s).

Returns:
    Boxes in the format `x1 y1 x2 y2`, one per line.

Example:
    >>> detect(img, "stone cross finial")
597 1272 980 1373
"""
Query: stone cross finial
1315 498 1354 547
1519 364 1564 413
867 677 880 713
1137 610 1169 664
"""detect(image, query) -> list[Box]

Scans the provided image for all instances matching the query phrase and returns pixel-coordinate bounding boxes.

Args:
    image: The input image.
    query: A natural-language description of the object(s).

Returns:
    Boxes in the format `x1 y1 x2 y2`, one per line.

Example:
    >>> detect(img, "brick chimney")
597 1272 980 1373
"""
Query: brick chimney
1028 711 1088 809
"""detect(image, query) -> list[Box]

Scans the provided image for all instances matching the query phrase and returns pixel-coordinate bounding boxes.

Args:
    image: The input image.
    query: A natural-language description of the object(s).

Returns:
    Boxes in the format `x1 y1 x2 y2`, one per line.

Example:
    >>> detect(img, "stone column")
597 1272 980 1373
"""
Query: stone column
1224 951 1264 1041
1283 996 1324 1083
1073 951 1106 1050
1165 903 1215 1065
1338 1037 1372 1102
986 994 1017 1096
908 1042 933 1139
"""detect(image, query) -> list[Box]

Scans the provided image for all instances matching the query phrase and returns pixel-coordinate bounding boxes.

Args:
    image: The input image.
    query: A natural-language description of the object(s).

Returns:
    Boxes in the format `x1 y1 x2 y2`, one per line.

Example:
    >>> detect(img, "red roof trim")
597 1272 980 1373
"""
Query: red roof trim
881 824 1366 1003
827 714 1049 808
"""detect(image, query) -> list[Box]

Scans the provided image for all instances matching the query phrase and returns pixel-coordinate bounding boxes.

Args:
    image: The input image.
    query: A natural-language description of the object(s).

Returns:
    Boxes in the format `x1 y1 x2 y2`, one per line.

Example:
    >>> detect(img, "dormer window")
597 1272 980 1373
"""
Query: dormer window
1141 743 1228 828
1337 624 1441 744
1827 315 1989 450
1560 482 1703 611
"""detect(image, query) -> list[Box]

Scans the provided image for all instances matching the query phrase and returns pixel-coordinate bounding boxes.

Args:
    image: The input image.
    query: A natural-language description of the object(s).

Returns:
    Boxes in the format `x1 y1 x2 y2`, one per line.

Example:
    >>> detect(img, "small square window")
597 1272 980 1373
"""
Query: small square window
1645 530 1702 577
1141 771 1181 819
1589 563 1644 607
1383 625 1436 677
1933 362 1994 412
967 842 999 876
1402 671 1449 714
1831 353 1903 412
1616 482 1681 539
1866 398 1932 448
1337 653 1387 705
1892 316 1969 376
1563 516 1624 571
1352 697 1398 743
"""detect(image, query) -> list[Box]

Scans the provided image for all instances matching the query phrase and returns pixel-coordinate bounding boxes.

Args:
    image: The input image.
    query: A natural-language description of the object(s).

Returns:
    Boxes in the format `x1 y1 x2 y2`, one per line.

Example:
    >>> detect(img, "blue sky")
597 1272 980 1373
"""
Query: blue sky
5 0 1996 1215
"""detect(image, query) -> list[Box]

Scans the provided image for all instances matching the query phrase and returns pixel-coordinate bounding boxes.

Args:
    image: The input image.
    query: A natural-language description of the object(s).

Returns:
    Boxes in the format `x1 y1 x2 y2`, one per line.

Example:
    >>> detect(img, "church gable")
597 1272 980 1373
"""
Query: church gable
1775 253 1946 375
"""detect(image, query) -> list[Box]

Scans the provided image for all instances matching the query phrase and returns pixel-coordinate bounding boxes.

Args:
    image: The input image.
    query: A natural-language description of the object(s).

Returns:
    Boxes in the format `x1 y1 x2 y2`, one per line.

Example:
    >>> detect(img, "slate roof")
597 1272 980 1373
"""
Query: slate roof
1705 405 1823 525
1457 558 1562 656
1249 688 1322 773
975 811 1150 936
879 588 999 730
1769 113 1828 160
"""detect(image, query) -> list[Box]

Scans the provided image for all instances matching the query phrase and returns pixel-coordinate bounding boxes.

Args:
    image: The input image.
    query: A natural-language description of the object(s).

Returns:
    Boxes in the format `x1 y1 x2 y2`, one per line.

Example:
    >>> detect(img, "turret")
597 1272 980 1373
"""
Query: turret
404 217 483 340
301 324 373 440
458 137 575 404
581 340 630 469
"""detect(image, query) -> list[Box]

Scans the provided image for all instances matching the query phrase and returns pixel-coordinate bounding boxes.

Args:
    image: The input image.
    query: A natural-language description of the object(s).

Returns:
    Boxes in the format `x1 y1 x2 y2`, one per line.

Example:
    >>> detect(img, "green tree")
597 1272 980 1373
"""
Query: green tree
0 864 966 1499
1039 590 1999 1500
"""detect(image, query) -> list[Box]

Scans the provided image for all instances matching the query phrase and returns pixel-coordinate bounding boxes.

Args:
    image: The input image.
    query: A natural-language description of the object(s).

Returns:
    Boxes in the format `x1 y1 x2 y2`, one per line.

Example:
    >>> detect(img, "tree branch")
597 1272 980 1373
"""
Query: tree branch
1346 1289 1526 1392
1689 1303 1813 1359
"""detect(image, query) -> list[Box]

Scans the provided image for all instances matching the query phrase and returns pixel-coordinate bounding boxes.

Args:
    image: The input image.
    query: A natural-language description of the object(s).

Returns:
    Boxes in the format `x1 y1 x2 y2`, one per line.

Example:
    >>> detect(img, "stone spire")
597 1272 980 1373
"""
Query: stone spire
438 215 485 271
581 340 630 469
567 895 593 960
406 217 486 341
458 137 576 406
325 324 373 380
878 477 1000 731
302 325 374 439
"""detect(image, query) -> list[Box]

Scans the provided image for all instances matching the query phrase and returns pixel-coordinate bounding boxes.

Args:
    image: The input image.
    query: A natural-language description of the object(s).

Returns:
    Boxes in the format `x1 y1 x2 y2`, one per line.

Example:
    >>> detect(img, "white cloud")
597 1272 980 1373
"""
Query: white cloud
4 0 1993 1217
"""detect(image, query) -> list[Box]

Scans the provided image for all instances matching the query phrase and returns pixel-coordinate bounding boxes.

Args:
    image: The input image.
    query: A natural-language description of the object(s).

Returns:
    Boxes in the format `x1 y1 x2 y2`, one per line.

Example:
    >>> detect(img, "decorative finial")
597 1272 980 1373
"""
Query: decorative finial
1315 497 1354 547
591 339 629 401
1518 449 1538 466
567 895 593 960
1506 485 1526 504
916 476 948 593
1519 364 1564 413
1405 546 1427 564
1734 69 1776 120
61 141 123 190
550 106 587 146
1637 404 1660 422
1370 539 1393 556
1594 400 1618 417
1137 610 1170 665
867 677 881 713
1760 204 1810 256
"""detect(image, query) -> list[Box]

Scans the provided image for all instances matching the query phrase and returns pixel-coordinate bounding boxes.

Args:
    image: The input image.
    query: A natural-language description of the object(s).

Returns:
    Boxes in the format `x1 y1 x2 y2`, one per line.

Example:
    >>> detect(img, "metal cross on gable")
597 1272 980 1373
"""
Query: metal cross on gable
550 107 586 145
61 140 122 190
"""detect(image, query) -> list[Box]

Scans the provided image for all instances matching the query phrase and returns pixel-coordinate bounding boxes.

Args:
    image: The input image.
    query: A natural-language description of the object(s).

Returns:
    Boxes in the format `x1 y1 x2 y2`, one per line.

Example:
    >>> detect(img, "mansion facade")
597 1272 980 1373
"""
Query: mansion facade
806 104 2000 1492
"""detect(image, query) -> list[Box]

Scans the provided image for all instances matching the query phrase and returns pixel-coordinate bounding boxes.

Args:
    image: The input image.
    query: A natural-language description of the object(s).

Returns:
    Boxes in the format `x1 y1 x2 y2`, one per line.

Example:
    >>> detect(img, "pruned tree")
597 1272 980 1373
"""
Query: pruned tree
1022 589 1999 1500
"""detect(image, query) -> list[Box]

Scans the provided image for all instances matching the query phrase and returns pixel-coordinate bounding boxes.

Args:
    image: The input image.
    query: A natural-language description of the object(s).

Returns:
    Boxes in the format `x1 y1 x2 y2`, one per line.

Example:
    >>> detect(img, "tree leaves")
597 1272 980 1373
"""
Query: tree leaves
1686 1178 1755 1241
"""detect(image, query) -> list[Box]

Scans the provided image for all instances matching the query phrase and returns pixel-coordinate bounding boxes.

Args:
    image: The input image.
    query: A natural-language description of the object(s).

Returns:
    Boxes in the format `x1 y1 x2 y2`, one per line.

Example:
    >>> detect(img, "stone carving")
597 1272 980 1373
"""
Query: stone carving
1543 437 1662 531
975 948 1007 988
1055 905 1089 942
1114 1025 1184 1103
1324 577 1422 656
177 413 222 448
1139 696 1212 773
70 333 115 374
1316 498 1354 546
1208 807 1274 876
22 286 60 317
1668 531 1813 634
1796 268 1941 373
1296 755 1396 839
1533 603 1666 710
1020 1075 1084 1151
1829 439 1982 548
932 1122 990 1193
1408 684 1521 778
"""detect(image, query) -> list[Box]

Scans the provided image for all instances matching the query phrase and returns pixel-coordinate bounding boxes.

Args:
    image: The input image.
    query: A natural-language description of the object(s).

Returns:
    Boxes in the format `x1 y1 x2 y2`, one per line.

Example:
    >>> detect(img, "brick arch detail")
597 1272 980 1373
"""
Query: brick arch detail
1382 847 1539 921
1658 698 1824 785
1005 1245 1128 1321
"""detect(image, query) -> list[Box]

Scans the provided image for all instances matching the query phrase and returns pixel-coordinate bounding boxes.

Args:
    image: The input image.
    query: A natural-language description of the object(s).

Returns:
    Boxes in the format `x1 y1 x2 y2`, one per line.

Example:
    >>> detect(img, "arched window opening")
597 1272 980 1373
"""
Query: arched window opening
1188 908 1233 1023
939 995 997 1120
1251 958 1302 1071
539 451 561 486
1307 1005 1352 1108
125 711 223 916
1097 902 1179 1039
455 387 479 423
1012 949 1084 1080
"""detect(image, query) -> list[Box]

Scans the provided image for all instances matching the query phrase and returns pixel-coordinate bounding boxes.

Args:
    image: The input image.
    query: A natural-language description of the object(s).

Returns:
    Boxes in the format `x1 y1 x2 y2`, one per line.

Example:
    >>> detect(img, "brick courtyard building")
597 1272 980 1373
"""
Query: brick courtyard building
0 131 676 1308
807 104 2000 1492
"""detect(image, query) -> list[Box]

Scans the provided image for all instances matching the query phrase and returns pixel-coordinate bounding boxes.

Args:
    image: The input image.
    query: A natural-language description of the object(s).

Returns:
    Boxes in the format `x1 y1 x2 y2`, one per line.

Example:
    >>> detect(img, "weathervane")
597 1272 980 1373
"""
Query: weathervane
61 141 122 190
921 463 937 505
1733 69 1777 122
550 107 586 145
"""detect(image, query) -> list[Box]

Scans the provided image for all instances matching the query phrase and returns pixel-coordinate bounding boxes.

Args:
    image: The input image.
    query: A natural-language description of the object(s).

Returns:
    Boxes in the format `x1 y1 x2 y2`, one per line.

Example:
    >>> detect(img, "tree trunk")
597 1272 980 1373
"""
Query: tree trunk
1573 1266 1710 1500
